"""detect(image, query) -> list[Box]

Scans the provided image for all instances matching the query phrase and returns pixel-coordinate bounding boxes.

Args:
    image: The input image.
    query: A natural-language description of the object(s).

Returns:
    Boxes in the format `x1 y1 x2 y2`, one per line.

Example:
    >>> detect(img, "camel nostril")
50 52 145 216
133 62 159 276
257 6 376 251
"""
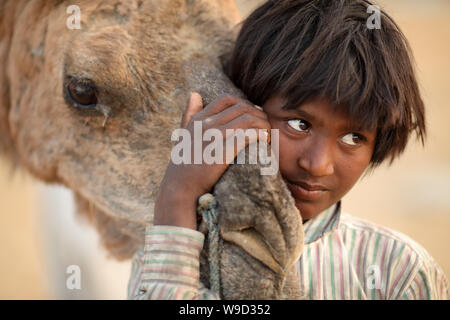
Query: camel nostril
66 77 98 109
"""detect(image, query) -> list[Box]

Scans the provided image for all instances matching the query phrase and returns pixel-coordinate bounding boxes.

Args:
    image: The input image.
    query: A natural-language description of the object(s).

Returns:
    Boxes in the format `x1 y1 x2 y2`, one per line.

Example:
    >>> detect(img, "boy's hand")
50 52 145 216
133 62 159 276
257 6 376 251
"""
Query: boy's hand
153 92 271 230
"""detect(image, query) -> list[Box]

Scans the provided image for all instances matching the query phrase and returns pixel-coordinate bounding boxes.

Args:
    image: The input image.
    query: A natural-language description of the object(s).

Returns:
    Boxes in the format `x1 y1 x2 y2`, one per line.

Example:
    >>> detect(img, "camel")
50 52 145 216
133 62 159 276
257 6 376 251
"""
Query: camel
0 0 304 299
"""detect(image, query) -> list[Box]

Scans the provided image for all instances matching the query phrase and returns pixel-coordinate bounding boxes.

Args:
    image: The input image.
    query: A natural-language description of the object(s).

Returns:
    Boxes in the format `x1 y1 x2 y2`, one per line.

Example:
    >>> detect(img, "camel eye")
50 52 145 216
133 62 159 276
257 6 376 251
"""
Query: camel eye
66 78 98 109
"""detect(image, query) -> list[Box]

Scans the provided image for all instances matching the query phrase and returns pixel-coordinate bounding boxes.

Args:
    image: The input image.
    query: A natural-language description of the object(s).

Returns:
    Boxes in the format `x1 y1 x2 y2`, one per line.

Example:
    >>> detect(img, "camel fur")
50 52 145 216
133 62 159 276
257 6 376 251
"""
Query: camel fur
0 0 304 299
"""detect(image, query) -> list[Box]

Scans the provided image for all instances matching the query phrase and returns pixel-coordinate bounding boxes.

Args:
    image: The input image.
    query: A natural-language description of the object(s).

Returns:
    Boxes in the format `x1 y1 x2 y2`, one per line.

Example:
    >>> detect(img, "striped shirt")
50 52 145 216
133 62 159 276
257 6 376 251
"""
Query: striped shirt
128 201 449 300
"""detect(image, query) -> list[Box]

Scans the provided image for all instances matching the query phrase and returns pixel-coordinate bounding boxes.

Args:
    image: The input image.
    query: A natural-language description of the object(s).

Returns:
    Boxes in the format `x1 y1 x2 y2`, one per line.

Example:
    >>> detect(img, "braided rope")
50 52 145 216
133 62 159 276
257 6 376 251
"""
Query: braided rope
197 193 222 296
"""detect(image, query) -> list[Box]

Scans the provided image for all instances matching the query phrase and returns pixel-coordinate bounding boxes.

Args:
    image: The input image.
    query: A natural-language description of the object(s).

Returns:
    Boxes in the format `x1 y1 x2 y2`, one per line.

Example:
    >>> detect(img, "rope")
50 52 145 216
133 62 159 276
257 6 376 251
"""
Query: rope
197 193 222 296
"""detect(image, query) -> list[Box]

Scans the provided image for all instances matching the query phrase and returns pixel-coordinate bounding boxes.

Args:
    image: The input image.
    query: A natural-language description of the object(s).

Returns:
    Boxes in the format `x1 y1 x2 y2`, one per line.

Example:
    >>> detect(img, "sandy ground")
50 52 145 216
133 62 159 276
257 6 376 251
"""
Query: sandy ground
0 0 449 299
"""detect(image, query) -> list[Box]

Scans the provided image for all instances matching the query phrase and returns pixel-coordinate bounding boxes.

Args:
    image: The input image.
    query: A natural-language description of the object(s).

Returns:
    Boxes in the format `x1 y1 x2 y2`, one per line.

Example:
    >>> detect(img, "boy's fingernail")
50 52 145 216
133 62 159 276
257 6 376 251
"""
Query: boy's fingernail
189 92 196 105
254 105 263 110
191 92 202 101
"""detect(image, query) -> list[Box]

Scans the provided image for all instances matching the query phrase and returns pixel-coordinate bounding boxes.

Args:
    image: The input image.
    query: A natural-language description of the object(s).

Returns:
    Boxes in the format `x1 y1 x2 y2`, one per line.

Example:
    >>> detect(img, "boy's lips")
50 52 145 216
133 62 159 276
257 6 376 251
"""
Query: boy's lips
285 179 329 201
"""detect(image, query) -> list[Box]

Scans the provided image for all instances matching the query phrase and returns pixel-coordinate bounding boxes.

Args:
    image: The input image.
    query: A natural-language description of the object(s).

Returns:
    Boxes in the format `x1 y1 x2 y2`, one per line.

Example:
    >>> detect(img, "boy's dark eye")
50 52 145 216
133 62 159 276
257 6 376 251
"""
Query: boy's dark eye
66 78 98 109
341 133 365 146
287 119 311 133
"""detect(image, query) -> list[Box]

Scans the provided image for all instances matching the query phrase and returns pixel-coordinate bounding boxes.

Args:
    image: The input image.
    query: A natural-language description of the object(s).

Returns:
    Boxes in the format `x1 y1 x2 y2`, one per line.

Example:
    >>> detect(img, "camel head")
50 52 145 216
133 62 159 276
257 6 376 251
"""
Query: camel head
0 0 244 259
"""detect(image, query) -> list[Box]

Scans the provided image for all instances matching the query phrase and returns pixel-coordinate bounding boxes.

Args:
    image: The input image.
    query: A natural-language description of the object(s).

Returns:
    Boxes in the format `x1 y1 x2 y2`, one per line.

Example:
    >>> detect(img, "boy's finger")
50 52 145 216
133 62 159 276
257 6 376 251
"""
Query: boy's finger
181 92 203 128
222 128 270 165
206 103 268 127
201 94 257 118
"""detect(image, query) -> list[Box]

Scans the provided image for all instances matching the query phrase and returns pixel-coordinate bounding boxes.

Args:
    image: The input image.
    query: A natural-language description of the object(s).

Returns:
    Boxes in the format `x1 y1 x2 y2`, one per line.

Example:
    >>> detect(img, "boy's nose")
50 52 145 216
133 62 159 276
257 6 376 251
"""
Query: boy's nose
297 138 334 177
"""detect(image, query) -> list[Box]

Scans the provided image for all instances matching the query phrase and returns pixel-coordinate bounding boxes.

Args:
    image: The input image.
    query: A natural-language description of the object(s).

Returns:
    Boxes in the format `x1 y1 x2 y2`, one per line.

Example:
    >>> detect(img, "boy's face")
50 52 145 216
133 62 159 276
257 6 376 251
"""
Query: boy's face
263 96 377 221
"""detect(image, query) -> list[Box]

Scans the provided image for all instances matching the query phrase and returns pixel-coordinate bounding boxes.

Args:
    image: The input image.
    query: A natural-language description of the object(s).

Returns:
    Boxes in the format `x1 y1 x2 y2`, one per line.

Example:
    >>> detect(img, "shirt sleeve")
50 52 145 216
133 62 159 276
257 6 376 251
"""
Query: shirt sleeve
127 225 220 300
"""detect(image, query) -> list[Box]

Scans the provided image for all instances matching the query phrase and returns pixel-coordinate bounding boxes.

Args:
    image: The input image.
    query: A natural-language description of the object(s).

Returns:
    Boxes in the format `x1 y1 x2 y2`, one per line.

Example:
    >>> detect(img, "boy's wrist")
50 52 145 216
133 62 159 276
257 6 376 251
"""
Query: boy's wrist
154 186 199 230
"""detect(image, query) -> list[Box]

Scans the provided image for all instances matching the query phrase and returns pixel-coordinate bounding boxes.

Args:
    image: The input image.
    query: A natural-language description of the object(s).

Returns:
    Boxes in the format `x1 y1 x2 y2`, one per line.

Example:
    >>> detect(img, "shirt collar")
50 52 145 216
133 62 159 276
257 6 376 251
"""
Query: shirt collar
302 201 341 244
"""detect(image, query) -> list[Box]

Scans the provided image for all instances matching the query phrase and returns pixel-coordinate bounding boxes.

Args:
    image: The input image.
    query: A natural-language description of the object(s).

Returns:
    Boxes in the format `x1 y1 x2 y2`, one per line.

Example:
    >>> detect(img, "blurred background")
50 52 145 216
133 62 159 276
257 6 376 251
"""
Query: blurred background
0 0 449 299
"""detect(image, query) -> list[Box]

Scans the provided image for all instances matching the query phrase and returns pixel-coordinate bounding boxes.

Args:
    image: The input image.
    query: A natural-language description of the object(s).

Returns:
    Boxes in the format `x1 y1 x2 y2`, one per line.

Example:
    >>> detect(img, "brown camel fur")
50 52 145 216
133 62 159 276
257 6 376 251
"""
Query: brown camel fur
0 0 304 299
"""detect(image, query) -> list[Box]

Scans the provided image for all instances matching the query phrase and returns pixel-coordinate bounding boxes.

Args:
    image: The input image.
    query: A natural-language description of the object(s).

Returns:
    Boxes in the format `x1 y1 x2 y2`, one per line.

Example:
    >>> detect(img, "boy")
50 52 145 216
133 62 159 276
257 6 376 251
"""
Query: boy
128 0 448 299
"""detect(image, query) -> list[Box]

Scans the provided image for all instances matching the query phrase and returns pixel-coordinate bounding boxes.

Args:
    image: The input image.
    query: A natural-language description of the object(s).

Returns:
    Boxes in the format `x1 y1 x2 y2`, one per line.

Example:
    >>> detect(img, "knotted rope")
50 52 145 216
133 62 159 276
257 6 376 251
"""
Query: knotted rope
197 193 222 296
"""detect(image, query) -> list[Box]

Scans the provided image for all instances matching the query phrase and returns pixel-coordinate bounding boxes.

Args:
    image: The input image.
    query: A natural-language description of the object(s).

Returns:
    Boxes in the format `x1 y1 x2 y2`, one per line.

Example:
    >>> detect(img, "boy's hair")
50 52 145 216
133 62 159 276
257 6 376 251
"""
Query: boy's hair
226 0 426 167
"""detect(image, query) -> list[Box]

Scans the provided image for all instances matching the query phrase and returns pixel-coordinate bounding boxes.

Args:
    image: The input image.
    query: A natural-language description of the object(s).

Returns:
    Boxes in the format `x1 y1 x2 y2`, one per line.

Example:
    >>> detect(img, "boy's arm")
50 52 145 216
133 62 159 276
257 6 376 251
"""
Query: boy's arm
127 225 220 300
